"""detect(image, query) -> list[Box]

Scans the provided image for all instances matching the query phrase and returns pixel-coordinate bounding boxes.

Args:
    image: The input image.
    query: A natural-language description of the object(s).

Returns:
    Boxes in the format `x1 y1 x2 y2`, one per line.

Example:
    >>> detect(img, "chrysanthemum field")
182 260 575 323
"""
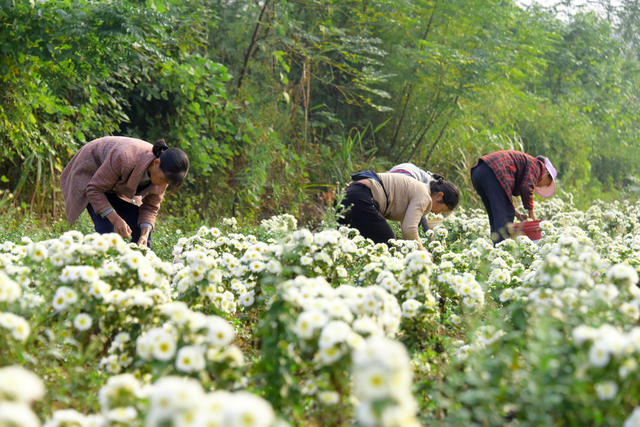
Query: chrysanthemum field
3 198 640 426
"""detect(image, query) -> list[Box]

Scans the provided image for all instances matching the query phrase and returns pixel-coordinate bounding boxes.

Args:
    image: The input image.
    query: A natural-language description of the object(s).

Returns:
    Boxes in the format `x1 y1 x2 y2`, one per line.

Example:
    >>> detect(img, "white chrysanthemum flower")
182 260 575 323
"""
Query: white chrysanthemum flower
265 259 282 274
294 310 327 340
138 265 157 285
239 292 255 307
588 341 611 368
317 390 340 405
351 317 381 336
489 268 511 284
107 406 138 423
207 268 223 284
222 217 238 227
150 330 177 362
571 325 597 344
83 414 106 427
449 313 461 325
317 345 346 365
201 283 217 299
475 326 505 347
159 302 189 325
319 320 352 348
217 391 275 427
382 405 421 427
607 263 639 285
136 333 154 361
355 401 378 427
0 366 45 403
621 302 640 321
0 402 40 427
148 376 204 417
499 288 515 302
47 408 88 426
90 235 110 253
595 284 619 303
230 279 247 295
602 329 630 356
336 266 348 278
619 358 638 379
417 273 429 287
301 379 318 396
624 407 640 427
401 299 421 318
52 286 76 311
207 317 235 347
104 232 125 248
73 313 93 331
0 272 21 303
189 265 206 282
101 260 123 277
595 381 618 400
193 390 228 426
28 243 48 262
5 315 31 342
453 344 472 360
123 252 143 269
352 336 417 424
627 328 640 351
355 366 391 400
88 280 111 300
175 345 206 373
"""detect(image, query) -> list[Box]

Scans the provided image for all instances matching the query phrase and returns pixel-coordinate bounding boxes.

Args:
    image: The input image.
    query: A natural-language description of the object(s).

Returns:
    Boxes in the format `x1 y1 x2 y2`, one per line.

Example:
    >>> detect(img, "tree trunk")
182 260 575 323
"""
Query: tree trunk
388 1 439 157
236 0 272 91
424 95 459 165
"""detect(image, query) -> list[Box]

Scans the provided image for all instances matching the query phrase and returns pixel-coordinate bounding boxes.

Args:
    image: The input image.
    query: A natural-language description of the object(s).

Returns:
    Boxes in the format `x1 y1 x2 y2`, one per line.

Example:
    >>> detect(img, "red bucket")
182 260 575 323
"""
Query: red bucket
511 220 542 240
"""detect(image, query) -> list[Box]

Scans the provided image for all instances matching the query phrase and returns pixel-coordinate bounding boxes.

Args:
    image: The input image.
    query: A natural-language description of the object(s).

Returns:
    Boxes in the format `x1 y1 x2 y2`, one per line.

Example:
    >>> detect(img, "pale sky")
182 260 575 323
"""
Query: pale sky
516 0 621 18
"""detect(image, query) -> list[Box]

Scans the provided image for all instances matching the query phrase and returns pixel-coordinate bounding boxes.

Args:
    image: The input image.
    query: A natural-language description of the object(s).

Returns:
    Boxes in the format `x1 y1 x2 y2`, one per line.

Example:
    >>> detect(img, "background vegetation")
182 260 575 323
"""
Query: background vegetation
1 0 639 225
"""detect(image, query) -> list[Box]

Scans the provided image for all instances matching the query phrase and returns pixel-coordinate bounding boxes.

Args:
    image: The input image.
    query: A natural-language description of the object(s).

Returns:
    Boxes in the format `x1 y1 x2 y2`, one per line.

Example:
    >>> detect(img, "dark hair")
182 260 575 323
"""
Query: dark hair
429 175 460 210
152 139 189 186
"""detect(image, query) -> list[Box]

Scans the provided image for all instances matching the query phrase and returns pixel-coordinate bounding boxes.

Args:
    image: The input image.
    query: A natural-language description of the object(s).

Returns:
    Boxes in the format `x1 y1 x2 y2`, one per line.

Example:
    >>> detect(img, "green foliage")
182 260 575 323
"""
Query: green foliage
2 0 640 222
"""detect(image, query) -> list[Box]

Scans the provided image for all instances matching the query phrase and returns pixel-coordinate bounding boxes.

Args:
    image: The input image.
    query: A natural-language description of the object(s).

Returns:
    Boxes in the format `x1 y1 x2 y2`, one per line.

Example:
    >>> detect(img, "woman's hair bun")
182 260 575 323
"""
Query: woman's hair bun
152 139 170 158
431 173 445 183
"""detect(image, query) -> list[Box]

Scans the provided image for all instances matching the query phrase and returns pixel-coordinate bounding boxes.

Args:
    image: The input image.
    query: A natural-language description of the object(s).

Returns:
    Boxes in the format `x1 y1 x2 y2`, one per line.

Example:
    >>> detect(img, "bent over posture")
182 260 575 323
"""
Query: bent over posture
61 136 189 248
338 171 459 250
470 150 557 243
390 162 450 231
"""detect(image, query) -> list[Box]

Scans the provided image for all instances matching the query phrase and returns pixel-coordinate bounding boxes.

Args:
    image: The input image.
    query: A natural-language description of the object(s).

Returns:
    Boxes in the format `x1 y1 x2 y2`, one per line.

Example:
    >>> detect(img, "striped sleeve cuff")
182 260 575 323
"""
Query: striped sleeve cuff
140 223 153 230
99 208 114 218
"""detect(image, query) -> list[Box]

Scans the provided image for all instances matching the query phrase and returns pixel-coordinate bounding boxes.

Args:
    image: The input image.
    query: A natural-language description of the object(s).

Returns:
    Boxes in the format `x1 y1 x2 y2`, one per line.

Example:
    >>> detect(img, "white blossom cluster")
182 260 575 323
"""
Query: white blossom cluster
280 276 402 366
352 336 419 426
572 324 640 401
45 374 277 427
4 198 640 424
0 271 30 342
101 301 243 377
259 213 298 235
171 228 279 313
0 366 45 427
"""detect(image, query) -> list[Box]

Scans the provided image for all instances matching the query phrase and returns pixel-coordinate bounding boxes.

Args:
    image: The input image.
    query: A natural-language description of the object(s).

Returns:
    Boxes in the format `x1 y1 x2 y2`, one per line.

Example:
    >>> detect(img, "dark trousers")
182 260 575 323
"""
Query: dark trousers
86 193 152 248
338 183 395 244
471 161 514 243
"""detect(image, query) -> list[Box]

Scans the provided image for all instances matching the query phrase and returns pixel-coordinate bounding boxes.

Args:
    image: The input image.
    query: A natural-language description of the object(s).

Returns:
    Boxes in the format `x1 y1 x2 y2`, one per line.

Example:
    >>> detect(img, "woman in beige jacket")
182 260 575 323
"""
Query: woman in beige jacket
338 171 459 250
60 136 189 248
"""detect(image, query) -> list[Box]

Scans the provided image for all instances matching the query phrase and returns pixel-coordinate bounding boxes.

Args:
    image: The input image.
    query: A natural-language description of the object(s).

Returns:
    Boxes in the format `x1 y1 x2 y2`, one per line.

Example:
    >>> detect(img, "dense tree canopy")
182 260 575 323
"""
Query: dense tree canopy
1 0 638 221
